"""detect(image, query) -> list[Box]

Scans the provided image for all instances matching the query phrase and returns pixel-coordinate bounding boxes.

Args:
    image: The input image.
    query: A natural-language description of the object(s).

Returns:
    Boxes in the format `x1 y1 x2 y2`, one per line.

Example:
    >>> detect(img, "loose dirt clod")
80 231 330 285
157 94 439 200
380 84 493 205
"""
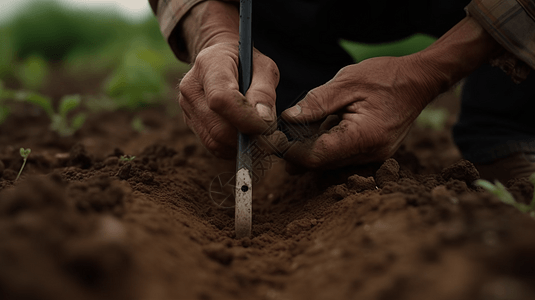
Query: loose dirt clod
203 244 234 266
441 159 479 184
347 174 376 192
69 143 92 169
375 158 400 188
116 163 132 180
2 169 17 181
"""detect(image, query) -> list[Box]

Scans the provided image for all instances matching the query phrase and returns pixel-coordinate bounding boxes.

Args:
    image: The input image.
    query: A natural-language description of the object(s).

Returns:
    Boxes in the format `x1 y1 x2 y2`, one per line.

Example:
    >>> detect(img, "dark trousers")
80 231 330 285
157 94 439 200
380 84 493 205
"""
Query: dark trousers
252 0 535 163
453 65 535 163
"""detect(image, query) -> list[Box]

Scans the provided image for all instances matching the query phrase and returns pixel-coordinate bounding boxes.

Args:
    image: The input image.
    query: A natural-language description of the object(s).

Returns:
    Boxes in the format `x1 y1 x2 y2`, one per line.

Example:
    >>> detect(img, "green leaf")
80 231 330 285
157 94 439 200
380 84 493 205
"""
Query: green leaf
49 114 66 135
70 113 86 131
493 181 516 205
474 179 497 193
58 95 81 117
18 92 54 117
475 179 516 205
19 148 31 158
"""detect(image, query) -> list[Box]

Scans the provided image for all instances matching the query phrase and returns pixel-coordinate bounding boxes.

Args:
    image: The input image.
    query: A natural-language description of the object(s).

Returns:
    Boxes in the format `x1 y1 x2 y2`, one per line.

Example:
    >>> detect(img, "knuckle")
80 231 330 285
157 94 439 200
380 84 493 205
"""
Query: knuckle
204 138 224 157
177 93 192 119
207 122 230 144
182 109 193 124
206 90 229 112
178 72 199 101
265 58 280 80
207 90 242 113
260 56 280 84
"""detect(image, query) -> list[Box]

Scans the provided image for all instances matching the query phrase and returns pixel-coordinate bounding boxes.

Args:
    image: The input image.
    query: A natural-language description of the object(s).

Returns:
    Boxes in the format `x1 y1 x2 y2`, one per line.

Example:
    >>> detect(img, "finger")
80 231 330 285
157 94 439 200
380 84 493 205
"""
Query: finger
253 130 290 157
182 100 238 149
244 53 279 124
202 58 274 135
319 115 340 132
281 70 358 123
183 113 237 159
283 120 383 169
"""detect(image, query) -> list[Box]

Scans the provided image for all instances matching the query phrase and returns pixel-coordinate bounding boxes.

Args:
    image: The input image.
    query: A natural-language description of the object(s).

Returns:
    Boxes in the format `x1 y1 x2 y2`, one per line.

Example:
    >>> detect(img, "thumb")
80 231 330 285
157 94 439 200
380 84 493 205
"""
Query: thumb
281 84 340 123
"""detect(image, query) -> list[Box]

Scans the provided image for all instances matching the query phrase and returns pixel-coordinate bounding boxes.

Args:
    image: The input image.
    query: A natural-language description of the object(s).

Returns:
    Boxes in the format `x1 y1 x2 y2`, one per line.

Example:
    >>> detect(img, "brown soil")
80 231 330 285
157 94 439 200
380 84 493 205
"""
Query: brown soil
1 76 535 300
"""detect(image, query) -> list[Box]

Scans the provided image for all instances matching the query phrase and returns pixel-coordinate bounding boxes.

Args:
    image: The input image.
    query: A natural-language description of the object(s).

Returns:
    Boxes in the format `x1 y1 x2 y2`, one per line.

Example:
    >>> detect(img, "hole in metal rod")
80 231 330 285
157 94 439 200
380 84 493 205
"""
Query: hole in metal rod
241 185 249 192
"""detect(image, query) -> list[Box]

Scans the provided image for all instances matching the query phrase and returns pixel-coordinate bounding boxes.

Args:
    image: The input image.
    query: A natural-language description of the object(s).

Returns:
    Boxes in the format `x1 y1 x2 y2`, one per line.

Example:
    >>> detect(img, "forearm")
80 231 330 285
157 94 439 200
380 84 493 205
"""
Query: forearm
181 1 240 62
417 16 502 93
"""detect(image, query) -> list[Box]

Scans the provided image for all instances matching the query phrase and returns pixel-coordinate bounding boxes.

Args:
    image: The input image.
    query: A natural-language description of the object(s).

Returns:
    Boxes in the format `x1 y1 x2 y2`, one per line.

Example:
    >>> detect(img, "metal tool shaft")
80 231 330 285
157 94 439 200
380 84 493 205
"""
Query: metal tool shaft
235 0 253 239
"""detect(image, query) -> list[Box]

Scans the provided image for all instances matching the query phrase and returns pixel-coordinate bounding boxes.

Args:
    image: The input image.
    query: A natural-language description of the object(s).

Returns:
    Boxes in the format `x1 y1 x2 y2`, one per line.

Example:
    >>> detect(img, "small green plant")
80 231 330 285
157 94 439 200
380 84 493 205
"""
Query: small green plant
119 155 136 162
475 174 535 218
16 148 31 181
14 92 86 136
50 95 87 137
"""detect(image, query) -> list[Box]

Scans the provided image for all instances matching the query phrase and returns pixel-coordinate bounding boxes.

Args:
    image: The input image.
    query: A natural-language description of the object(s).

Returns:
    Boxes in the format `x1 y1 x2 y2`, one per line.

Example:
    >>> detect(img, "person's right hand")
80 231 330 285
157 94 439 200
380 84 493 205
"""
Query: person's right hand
178 43 280 159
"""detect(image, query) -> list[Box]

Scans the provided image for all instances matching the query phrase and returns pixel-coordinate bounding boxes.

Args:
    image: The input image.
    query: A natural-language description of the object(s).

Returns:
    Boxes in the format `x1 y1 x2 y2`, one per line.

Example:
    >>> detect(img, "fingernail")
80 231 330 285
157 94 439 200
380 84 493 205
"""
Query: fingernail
256 103 274 122
284 105 302 118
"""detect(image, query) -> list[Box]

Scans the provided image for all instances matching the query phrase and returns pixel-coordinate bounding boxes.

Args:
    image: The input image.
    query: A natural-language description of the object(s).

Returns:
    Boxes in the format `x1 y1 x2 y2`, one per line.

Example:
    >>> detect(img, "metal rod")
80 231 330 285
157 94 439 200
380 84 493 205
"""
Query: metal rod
235 0 253 239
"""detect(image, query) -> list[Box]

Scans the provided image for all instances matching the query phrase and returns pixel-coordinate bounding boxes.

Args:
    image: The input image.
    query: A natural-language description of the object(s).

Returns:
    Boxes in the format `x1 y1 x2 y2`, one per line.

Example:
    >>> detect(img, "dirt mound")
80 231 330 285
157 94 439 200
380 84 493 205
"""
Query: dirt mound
1 97 535 300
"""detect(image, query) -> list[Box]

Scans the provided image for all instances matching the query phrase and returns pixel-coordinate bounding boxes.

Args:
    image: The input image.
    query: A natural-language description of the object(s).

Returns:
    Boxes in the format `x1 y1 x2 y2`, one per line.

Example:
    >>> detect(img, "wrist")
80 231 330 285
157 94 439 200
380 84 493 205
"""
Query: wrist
416 16 502 89
181 1 240 62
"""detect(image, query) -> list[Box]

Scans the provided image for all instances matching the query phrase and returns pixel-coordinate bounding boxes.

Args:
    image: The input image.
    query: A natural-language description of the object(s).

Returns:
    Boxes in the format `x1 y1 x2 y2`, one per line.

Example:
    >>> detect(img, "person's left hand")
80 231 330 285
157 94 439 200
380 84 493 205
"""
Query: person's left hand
278 54 448 169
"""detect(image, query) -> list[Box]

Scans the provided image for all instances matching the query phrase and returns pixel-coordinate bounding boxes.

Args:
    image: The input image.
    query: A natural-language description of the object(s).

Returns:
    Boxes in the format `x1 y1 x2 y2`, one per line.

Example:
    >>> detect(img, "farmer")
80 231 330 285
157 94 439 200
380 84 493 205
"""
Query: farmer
149 0 535 182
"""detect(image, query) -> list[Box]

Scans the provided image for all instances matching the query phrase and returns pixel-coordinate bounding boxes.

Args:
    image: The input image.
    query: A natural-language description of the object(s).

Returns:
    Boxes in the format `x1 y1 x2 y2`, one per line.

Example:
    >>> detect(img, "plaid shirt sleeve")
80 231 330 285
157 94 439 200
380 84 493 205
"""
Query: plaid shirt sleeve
467 0 535 82
149 0 238 62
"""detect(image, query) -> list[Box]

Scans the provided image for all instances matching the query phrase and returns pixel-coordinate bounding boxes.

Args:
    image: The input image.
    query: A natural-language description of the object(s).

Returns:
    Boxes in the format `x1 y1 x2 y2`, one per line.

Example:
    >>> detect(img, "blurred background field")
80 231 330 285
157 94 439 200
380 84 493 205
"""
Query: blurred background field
0 0 189 113
0 0 438 120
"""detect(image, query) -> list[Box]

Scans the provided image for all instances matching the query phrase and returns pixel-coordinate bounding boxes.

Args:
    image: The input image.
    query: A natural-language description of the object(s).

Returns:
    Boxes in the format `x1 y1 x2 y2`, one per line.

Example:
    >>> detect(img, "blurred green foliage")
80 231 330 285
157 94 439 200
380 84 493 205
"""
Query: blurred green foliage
7 1 132 61
0 81 10 124
1 0 437 114
0 28 15 78
0 0 190 110
340 34 436 62
16 54 49 91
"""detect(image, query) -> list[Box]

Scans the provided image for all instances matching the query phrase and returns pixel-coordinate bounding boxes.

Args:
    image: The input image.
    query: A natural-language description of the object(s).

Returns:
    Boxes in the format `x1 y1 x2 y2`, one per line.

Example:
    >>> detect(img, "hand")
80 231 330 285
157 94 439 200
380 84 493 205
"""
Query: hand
178 43 279 159
279 54 446 169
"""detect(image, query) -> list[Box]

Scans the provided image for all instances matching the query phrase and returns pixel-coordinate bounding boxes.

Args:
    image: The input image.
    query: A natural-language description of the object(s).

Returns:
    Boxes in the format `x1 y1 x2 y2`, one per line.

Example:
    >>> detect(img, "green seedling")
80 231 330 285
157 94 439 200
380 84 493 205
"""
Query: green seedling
119 155 136 162
16 148 31 181
50 95 87 137
104 62 167 109
14 92 86 136
475 174 535 218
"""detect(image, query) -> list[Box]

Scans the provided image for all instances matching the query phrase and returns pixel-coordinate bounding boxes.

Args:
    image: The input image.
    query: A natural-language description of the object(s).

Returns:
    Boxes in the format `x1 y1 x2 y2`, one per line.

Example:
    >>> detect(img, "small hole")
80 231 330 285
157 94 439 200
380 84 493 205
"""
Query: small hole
241 185 249 192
